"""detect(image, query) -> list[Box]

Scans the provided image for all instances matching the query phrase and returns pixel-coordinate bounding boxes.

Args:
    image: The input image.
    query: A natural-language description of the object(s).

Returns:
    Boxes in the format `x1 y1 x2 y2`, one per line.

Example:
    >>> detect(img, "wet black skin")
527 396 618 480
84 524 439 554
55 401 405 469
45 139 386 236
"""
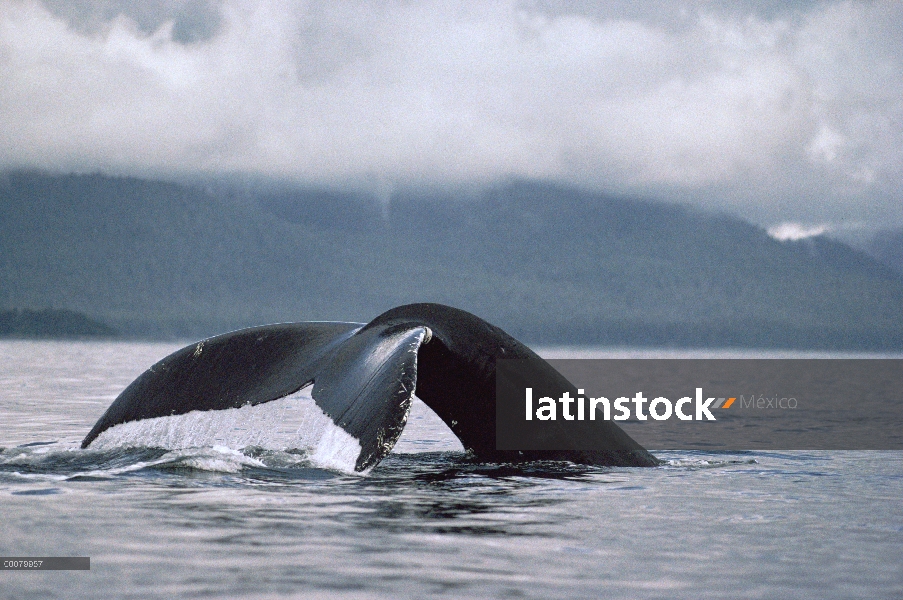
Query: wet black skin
83 303 658 470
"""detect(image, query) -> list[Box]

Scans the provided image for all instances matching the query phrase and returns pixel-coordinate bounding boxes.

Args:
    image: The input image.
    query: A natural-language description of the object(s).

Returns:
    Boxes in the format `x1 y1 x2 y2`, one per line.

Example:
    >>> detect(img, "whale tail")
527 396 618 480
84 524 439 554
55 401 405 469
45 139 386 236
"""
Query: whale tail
82 303 658 471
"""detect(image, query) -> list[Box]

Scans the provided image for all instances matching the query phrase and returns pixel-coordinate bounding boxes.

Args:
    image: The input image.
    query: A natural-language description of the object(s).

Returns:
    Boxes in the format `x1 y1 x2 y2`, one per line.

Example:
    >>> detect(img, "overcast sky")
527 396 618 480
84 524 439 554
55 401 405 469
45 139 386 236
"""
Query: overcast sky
1 0 901 233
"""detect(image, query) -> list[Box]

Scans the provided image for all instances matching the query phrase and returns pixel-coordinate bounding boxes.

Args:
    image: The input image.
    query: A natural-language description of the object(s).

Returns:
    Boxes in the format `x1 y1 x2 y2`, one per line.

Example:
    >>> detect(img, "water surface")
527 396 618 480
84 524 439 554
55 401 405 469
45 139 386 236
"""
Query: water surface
1 340 901 598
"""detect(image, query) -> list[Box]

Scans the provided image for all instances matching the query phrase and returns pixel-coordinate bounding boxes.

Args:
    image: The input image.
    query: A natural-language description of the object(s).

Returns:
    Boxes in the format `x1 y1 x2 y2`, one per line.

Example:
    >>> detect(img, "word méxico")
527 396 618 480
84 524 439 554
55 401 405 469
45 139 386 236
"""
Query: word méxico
524 388 732 421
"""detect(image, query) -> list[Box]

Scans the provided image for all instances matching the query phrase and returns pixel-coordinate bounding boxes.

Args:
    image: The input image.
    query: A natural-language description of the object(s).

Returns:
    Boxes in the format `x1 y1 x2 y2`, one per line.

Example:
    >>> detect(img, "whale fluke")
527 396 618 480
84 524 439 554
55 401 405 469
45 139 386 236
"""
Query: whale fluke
82 303 658 471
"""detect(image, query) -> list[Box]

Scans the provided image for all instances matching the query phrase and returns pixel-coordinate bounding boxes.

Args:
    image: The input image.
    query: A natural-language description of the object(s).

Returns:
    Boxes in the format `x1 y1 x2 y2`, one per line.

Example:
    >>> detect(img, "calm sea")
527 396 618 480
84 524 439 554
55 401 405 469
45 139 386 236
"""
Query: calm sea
1 340 901 599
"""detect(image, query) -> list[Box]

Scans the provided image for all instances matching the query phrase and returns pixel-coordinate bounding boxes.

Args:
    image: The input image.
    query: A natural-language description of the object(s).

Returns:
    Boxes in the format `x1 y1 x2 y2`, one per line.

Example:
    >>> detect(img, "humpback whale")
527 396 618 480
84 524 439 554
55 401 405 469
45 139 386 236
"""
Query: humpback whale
82 303 658 471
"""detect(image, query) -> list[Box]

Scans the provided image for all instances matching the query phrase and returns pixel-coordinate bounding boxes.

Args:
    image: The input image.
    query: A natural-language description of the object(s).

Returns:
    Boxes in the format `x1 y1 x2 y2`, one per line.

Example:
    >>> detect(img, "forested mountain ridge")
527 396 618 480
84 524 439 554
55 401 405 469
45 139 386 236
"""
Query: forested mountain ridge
2 171 901 348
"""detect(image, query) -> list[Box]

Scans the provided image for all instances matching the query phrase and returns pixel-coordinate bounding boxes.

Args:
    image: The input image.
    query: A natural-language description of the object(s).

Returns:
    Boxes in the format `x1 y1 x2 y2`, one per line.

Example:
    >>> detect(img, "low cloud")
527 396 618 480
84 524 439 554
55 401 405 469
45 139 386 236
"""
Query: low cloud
1 0 901 228
767 222 830 241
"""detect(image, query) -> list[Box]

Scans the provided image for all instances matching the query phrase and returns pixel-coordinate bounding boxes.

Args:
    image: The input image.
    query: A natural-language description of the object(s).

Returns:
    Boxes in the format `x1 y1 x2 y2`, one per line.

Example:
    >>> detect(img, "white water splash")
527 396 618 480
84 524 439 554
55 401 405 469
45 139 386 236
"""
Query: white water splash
90 385 363 474
160 446 268 474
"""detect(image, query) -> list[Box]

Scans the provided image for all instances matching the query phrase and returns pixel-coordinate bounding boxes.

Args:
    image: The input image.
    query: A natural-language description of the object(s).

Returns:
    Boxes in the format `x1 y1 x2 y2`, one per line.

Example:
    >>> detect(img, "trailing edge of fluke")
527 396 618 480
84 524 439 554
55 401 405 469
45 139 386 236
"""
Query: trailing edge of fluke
82 303 658 471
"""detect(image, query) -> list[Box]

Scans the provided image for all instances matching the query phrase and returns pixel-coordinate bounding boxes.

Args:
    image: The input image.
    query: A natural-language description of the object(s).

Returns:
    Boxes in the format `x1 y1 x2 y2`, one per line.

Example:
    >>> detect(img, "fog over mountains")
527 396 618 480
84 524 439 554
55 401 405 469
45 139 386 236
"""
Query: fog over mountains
2 171 902 348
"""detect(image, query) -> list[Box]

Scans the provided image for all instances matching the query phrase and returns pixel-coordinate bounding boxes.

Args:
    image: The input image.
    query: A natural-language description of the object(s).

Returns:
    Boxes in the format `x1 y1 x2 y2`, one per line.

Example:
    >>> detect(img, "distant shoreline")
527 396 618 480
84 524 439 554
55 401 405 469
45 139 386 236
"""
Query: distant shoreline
0 308 118 339
3 308 901 352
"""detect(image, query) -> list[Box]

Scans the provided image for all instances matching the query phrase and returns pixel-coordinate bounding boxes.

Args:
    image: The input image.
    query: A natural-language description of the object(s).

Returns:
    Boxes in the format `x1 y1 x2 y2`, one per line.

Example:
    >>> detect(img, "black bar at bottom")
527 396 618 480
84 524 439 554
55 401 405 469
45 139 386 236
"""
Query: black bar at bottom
1 557 90 570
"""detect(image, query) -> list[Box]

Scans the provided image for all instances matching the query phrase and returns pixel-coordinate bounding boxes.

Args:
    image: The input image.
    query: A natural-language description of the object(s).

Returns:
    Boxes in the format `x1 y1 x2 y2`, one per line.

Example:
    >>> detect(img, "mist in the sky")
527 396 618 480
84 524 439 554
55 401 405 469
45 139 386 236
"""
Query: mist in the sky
1 0 901 233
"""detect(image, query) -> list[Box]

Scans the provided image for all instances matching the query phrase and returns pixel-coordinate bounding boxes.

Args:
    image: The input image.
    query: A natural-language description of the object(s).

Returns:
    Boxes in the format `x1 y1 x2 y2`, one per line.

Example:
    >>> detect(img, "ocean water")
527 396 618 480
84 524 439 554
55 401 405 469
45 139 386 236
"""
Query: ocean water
1 340 902 599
